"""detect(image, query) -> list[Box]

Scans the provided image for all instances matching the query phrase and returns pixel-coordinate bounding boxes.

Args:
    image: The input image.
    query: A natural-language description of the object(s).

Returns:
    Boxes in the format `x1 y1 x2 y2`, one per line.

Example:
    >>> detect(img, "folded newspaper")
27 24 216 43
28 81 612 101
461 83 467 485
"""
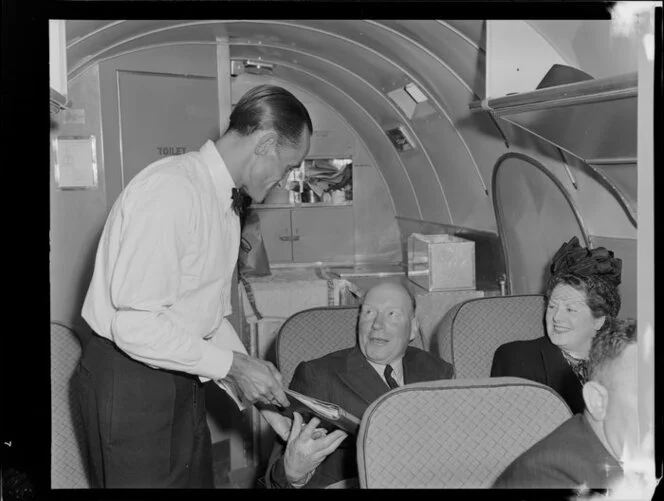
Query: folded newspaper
279 389 361 435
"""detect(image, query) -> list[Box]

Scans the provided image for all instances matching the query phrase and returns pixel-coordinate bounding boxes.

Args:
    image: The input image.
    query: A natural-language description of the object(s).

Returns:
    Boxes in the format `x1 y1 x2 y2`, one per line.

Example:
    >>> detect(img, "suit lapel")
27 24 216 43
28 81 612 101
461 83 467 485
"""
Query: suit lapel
338 347 390 406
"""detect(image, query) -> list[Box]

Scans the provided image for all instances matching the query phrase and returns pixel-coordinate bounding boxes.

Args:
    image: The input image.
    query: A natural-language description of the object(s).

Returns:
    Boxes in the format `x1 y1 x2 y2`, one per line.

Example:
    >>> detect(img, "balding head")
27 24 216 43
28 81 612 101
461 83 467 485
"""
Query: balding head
365 280 415 312
582 318 638 461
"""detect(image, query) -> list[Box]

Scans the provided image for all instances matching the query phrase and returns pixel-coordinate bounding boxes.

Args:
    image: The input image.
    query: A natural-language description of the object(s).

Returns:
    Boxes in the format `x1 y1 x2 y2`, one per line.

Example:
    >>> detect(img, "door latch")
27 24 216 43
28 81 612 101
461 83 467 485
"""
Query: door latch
279 235 300 242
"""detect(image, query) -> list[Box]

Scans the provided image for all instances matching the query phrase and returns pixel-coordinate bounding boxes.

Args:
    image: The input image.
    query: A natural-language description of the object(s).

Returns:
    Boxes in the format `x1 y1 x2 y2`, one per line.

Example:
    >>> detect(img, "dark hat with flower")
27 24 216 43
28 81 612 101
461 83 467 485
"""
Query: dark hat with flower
550 236 622 287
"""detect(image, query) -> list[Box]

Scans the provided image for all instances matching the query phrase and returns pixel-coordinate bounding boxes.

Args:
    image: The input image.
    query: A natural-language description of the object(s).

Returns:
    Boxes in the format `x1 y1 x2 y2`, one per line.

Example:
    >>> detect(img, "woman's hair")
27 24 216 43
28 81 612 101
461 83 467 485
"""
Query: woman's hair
545 237 622 319
226 84 313 148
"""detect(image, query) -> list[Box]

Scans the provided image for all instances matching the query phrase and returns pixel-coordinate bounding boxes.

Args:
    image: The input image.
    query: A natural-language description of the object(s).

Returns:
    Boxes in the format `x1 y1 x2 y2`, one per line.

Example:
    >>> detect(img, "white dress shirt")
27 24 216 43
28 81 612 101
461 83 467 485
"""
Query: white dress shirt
82 140 247 382
368 358 405 387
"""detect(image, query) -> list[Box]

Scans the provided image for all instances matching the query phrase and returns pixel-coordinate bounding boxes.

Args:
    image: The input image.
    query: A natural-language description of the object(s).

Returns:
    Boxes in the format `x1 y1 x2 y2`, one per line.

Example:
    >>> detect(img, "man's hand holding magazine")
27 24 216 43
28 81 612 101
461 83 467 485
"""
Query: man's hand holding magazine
256 389 356 487
284 412 348 487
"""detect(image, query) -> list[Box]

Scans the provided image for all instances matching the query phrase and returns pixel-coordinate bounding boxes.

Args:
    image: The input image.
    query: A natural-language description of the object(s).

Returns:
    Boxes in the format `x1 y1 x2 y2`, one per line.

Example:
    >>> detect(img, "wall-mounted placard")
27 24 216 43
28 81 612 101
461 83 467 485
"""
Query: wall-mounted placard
52 135 98 190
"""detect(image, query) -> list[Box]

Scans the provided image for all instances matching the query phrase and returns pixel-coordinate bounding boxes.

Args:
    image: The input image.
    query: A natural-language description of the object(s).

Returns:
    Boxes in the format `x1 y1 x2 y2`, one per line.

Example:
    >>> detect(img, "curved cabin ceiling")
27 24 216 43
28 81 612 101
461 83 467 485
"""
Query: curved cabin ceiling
64 19 638 233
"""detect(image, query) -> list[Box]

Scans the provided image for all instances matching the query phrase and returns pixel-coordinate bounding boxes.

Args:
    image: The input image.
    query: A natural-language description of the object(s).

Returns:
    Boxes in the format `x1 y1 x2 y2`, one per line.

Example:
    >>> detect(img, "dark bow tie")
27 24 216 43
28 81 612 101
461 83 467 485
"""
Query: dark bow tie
231 188 252 226
231 188 244 216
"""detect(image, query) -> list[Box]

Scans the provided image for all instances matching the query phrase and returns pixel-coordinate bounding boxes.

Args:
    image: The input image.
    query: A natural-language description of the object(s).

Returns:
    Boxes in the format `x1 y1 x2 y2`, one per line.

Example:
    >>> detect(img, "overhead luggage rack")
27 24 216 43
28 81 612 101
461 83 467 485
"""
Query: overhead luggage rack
469 72 638 166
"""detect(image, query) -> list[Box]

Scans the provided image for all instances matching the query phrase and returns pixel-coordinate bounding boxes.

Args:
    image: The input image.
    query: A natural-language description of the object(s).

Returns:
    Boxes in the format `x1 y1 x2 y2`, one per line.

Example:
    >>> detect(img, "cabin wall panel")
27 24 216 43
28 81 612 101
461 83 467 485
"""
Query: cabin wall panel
353 157 402 263
50 65 107 343
411 114 493 227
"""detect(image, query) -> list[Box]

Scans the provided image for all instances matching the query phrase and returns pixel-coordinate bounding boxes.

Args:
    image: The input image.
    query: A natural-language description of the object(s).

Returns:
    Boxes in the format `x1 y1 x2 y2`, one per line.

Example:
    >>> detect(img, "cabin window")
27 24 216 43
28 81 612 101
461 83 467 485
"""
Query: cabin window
263 157 353 206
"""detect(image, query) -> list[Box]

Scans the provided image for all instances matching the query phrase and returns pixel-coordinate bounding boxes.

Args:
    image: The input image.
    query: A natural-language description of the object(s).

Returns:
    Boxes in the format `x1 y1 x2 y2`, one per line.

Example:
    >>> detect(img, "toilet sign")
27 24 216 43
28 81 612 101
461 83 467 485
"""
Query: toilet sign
156 146 187 156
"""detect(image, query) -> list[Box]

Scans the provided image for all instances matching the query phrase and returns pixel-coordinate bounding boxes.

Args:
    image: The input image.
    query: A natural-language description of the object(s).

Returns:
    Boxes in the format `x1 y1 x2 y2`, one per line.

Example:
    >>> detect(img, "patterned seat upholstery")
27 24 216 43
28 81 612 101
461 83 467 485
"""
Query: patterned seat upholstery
51 322 89 488
437 295 546 378
357 377 572 488
276 306 424 388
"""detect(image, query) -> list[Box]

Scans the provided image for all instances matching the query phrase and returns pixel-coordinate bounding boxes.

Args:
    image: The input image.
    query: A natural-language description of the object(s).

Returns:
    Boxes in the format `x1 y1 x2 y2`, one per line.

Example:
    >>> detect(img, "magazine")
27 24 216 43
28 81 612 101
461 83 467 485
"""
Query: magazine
277 389 361 435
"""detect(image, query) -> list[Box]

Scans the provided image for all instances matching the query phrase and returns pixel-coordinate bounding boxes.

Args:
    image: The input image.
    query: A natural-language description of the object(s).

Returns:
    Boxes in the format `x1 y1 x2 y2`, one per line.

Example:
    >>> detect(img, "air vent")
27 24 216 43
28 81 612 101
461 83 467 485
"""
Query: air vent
385 125 416 152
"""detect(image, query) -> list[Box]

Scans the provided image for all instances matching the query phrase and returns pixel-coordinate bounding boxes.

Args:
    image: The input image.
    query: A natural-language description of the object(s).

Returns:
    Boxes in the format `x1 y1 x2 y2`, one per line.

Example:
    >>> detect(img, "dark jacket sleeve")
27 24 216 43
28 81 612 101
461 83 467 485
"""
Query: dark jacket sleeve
490 342 511 377
492 447 578 489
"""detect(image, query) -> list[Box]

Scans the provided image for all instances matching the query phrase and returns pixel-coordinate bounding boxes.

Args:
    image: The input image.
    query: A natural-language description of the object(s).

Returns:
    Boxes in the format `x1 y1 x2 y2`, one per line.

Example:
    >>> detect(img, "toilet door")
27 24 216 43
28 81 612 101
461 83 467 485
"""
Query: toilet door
117 70 220 189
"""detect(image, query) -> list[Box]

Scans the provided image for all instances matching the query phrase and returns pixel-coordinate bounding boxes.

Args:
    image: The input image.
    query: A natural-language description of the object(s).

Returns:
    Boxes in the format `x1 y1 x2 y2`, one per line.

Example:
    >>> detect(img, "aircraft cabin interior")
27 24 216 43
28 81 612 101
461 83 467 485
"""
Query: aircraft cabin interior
38 10 658 493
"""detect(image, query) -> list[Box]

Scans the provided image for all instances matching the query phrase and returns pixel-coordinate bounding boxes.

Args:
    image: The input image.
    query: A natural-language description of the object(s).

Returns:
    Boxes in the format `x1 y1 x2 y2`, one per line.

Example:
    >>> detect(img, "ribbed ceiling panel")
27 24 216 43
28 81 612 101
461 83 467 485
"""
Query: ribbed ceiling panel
62 19 639 234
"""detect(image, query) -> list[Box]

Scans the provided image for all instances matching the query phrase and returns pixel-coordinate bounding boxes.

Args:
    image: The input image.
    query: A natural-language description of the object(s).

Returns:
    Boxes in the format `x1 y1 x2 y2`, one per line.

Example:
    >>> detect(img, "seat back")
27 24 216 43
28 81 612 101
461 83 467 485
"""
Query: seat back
276 306 424 388
51 322 89 488
437 294 546 378
357 377 572 488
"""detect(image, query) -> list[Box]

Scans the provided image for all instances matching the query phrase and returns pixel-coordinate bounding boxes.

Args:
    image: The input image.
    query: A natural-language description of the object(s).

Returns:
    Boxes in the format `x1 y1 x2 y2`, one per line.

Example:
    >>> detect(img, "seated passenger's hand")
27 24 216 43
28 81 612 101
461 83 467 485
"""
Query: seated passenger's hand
284 412 347 486
225 351 289 407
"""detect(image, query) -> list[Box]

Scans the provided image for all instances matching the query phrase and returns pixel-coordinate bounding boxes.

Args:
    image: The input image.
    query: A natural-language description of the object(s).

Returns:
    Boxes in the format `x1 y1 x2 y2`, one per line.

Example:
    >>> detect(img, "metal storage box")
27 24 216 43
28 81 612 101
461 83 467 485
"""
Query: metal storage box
407 233 476 291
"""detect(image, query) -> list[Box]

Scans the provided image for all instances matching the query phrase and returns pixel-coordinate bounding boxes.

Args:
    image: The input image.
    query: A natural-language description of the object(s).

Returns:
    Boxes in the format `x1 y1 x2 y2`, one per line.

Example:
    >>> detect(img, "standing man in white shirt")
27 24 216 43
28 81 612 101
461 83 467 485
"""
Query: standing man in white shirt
78 85 312 488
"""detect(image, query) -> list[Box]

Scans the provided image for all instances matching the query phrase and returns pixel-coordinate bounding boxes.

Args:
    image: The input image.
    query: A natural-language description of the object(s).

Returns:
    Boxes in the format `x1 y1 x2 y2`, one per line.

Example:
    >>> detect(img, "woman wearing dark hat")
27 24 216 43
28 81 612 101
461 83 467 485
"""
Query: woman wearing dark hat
490 237 622 414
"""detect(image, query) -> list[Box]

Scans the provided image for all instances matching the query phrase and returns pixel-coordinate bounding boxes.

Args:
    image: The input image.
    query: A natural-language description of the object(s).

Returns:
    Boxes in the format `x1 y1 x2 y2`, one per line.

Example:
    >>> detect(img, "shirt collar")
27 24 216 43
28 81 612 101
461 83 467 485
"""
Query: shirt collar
199 140 237 213
368 358 404 385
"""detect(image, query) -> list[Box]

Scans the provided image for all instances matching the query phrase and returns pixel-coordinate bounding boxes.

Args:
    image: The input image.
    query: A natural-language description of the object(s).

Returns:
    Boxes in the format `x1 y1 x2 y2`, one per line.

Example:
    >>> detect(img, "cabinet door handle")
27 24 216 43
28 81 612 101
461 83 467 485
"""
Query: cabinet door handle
279 235 301 242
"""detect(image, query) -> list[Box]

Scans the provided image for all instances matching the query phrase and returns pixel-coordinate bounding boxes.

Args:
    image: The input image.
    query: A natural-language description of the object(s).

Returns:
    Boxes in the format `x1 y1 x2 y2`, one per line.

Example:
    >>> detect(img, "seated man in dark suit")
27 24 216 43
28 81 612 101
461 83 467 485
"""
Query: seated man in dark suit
493 317 638 494
263 280 454 489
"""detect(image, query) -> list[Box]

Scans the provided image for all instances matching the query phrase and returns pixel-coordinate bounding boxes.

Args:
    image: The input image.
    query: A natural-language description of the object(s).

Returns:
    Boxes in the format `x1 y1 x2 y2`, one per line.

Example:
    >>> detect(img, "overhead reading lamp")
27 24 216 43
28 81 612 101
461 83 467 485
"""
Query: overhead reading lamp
387 81 436 121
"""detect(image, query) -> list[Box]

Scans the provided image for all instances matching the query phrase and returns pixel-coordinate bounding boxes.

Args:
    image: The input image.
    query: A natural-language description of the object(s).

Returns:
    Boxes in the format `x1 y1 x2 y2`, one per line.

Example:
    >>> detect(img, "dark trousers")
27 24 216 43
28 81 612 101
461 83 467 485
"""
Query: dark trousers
76 334 214 488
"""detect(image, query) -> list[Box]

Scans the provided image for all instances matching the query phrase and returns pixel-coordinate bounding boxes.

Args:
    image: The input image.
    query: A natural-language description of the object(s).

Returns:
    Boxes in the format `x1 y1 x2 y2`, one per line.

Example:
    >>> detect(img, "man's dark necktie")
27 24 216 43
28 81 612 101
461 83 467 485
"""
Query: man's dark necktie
384 365 399 389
